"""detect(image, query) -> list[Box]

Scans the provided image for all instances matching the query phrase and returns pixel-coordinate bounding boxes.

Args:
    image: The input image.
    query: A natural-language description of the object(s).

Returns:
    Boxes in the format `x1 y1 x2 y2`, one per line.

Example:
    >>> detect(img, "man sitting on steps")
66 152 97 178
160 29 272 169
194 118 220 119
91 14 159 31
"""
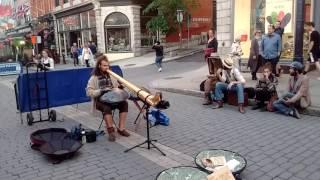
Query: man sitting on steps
272 62 311 119
212 56 246 113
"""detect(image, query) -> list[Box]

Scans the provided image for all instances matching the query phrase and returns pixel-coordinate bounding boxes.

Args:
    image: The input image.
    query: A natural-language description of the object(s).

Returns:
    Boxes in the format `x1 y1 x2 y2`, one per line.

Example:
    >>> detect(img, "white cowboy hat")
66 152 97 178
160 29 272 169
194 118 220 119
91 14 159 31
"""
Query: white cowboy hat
221 56 234 69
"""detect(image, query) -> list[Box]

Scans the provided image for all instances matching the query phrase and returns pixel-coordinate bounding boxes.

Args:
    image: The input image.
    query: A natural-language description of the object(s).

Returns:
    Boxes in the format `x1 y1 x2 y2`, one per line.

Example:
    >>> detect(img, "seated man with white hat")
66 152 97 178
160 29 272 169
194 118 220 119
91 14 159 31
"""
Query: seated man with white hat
212 56 246 113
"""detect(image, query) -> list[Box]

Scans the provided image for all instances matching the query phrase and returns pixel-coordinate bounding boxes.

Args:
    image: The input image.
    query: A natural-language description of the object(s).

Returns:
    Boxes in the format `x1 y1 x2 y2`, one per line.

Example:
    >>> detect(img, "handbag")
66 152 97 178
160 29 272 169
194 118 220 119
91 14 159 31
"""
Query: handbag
204 48 214 58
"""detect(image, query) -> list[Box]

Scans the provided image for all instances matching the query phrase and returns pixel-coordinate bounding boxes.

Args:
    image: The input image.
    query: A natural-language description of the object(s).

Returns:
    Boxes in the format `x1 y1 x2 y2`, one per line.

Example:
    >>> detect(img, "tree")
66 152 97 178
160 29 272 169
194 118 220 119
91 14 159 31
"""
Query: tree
143 0 198 41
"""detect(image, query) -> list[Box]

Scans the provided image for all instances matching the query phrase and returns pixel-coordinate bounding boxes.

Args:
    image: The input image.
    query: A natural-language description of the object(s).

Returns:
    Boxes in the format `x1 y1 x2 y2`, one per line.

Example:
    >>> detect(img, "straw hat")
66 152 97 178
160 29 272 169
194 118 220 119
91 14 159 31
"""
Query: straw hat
221 56 234 69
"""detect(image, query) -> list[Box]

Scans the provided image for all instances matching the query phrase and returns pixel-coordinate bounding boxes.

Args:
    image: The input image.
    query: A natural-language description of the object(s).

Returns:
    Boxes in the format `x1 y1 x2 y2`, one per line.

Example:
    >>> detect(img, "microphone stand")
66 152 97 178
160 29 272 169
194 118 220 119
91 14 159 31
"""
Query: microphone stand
124 102 166 156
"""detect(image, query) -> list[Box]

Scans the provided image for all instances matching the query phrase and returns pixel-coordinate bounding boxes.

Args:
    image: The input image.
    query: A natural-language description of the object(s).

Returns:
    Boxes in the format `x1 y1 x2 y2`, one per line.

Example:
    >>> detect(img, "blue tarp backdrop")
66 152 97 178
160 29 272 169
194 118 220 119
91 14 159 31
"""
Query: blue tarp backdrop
15 66 123 113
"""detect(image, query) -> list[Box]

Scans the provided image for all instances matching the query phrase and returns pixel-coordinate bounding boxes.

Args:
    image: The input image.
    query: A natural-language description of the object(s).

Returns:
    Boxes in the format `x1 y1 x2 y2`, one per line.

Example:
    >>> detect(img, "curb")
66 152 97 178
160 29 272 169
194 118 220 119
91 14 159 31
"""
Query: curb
163 49 204 63
155 87 320 117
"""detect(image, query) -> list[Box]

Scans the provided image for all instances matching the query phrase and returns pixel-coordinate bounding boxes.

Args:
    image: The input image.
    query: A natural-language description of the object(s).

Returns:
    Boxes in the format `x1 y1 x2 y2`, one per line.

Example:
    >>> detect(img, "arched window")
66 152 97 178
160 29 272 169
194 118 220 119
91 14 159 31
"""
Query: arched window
104 12 131 52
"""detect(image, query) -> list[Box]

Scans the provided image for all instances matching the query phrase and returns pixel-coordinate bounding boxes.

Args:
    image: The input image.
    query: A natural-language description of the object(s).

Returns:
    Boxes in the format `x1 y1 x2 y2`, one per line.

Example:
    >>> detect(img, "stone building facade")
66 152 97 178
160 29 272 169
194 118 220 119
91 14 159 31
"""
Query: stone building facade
216 0 320 59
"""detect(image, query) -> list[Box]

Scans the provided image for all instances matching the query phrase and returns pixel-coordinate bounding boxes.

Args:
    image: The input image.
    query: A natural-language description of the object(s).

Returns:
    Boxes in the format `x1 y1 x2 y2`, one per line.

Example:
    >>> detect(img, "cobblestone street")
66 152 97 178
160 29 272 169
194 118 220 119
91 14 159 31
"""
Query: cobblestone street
1 54 320 180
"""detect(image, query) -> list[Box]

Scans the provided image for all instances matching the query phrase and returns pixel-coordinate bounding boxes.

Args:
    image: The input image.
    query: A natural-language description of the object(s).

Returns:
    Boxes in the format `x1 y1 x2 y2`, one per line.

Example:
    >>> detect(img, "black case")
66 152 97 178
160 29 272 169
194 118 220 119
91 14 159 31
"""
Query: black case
85 131 96 143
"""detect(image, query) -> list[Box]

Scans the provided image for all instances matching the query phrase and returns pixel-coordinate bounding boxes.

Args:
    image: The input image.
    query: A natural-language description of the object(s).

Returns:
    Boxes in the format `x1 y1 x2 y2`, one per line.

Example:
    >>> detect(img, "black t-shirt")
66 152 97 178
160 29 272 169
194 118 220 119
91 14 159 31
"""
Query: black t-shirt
98 75 113 90
310 30 320 53
152 45 164 56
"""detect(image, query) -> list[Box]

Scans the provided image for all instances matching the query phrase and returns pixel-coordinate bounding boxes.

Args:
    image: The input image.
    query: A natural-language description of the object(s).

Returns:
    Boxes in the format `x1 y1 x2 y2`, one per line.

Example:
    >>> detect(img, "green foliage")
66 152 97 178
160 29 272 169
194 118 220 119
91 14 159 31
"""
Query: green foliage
146 16 169 35
144 0 198 36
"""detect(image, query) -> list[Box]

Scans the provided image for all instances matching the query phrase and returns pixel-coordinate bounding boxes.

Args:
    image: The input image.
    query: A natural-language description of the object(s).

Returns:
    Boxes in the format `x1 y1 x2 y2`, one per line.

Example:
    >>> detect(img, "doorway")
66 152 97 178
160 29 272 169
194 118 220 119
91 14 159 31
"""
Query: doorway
69 31 81 49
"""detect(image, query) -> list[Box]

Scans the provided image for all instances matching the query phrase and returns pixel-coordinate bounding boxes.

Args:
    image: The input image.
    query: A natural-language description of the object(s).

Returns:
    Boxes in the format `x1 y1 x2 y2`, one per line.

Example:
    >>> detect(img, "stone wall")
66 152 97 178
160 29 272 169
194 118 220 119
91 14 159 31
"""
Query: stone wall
216 0 233 55
98 5 142 56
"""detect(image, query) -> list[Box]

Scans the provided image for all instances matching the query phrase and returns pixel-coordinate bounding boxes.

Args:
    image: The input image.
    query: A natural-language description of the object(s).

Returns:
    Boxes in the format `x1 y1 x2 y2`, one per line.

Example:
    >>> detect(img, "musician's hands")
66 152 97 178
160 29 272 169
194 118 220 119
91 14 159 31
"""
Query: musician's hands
118 84 124 89
100 88 111 94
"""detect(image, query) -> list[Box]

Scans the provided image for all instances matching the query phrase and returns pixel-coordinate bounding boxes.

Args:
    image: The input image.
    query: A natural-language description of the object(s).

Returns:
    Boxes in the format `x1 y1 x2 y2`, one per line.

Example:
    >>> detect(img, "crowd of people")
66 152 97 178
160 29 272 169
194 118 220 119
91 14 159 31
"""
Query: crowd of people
71 41 97 67
203 21 318 119
32 41 98 70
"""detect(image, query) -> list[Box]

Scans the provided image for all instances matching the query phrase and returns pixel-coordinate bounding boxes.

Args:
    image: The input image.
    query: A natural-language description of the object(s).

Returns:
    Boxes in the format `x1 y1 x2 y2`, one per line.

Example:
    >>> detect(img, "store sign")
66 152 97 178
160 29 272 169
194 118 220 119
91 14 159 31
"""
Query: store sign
192 17 210 23
0 63 22 76
266 0 293 33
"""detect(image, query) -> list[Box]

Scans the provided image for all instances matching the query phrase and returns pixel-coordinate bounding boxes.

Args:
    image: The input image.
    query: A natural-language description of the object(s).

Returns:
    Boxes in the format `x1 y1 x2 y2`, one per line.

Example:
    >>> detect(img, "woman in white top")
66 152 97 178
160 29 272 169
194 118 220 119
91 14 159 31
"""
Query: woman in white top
40 49 54 70
230 37 244 70
81 44 93 67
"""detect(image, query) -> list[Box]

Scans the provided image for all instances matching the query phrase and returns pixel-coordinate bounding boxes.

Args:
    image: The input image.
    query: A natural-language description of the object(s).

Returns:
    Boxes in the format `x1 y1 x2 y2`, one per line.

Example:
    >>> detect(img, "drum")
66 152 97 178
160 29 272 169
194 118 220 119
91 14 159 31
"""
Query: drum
99 88 129 104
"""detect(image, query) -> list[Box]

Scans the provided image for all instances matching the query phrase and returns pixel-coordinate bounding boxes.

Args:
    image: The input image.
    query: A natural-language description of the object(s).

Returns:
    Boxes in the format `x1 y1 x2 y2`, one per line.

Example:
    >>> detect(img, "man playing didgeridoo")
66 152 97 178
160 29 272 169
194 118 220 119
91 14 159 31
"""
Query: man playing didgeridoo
86 55 130 142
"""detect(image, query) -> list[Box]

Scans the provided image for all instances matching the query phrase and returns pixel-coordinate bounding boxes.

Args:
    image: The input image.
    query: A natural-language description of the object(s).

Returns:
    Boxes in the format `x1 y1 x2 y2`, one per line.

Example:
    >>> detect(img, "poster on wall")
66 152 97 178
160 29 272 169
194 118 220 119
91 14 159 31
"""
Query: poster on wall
265 0 293 33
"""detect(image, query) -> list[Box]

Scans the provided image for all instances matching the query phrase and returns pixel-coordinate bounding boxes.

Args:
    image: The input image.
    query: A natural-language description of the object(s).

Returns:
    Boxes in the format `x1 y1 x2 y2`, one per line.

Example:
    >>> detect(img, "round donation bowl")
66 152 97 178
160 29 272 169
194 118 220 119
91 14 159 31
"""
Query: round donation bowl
39 137 82 159
30 128 68 146
195 149 247 175
30 128 82 160
156 166 208 180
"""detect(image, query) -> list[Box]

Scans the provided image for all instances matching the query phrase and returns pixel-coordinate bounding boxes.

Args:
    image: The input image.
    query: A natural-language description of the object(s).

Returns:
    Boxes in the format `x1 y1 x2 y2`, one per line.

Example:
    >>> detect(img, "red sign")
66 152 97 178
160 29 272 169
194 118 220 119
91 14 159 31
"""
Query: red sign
240 34 248 42
31 36 37 44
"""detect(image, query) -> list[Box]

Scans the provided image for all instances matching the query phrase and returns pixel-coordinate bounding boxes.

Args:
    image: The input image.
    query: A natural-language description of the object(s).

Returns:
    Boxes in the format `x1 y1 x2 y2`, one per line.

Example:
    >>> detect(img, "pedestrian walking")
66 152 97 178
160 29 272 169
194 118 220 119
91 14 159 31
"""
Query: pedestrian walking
303 22 320 80
89 41 97 55
248 30 262 80
261 24 282 75
152 41 164 72
71 43 79 66
81 44 93 67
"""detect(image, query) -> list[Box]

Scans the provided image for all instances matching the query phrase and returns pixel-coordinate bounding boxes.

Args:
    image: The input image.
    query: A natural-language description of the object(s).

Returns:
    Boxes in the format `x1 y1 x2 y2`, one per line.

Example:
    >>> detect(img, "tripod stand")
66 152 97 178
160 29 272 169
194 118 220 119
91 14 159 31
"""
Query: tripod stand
124 103 166 156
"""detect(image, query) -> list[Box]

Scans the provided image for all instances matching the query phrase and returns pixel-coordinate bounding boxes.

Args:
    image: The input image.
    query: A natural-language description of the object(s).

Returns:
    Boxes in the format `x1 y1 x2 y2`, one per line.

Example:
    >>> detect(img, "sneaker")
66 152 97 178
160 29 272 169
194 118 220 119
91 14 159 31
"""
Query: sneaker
117 129 130 137
158 68 162 72
290 108 301 119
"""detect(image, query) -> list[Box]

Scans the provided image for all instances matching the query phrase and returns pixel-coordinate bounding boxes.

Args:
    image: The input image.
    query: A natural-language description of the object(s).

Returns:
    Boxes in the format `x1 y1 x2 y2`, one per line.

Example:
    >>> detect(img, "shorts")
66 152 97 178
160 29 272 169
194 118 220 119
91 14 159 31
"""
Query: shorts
307 52 319 63
96 100 128 115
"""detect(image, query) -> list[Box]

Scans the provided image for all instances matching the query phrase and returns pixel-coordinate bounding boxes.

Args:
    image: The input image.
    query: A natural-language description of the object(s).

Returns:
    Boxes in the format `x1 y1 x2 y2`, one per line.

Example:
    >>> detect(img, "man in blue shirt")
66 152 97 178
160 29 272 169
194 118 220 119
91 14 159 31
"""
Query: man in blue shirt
261 24 282 75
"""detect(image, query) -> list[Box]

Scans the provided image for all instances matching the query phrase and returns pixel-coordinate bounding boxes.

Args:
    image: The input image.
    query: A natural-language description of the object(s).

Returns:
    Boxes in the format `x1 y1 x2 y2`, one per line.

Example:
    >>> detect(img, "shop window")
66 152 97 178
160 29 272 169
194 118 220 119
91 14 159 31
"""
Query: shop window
249 0 295 59
89 10 96 28
91 28 97 45
64 0 68 3
63 15 81 31
55 0 59 7
81 12 89 29
104 12 131 52
82 30 90 45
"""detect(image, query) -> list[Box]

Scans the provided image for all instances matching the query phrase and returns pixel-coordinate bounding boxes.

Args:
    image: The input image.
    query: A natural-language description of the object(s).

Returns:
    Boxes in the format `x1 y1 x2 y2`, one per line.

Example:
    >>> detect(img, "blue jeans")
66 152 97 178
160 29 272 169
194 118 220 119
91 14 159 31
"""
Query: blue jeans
272 92 295 115
155 56 163 68
214 82 244 104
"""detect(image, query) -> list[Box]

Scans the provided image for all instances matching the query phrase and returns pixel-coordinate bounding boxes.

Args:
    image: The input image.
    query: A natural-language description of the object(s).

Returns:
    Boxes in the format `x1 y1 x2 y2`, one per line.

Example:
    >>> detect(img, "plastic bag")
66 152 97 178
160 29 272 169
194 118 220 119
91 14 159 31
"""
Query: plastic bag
148 108 170 126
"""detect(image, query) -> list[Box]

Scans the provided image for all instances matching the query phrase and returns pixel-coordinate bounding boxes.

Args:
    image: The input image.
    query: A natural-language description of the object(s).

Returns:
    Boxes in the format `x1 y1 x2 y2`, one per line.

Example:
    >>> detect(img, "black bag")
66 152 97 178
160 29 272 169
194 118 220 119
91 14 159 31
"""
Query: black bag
244 87 256 99
85 130 96 143
200 80 206 92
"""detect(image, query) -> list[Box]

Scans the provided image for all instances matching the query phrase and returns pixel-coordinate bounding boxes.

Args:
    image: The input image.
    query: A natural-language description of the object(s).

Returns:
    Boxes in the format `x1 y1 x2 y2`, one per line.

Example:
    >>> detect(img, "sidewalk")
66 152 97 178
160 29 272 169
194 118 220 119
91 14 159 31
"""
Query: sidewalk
150 65 320 116
54 45 206 70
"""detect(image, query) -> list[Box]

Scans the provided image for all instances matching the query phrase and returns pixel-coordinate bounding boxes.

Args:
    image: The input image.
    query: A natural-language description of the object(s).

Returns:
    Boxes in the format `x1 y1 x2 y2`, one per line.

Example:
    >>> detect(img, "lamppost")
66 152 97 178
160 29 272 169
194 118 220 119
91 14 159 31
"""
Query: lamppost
293 0 305 63
177 9 184 49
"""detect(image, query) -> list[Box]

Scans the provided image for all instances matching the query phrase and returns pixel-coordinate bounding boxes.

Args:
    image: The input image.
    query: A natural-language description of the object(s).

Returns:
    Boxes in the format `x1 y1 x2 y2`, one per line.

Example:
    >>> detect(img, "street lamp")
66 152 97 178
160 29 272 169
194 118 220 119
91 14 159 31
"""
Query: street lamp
19 40 26 46
177 9 184 49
